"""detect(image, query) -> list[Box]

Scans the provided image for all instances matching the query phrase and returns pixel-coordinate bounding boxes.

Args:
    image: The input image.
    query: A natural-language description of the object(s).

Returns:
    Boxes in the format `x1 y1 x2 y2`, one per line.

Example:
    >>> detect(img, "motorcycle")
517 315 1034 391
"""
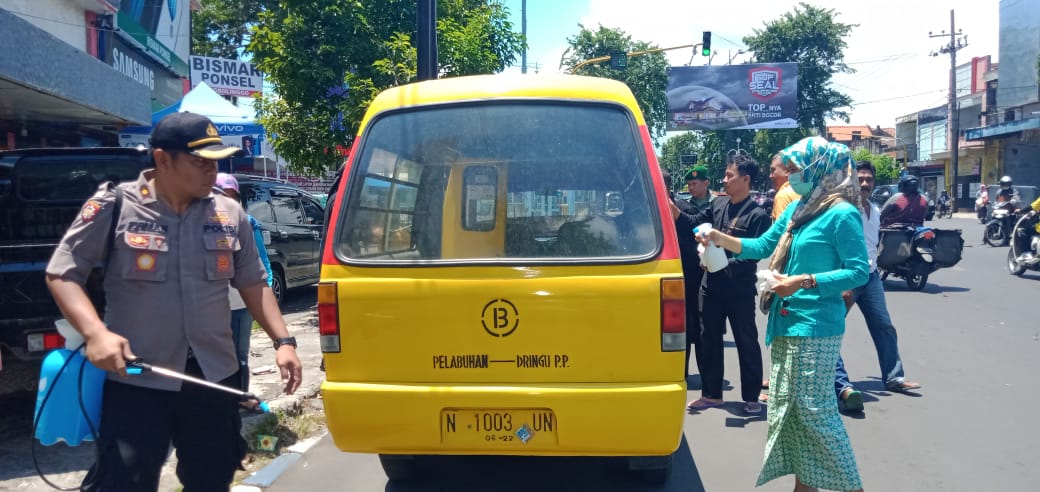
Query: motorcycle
1008 211 1040 276
983 199 1017 246
878 226 964 291
936 196 953 219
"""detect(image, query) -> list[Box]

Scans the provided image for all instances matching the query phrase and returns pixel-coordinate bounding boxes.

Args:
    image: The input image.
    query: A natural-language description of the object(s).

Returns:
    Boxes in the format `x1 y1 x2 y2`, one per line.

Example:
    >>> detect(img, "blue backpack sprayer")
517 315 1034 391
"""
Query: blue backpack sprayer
32 320 269 490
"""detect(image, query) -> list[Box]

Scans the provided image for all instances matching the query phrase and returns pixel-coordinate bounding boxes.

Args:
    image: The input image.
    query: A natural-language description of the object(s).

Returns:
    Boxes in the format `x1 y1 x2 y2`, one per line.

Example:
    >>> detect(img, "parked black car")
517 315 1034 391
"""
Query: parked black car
234 174 325 304
0 147 151 392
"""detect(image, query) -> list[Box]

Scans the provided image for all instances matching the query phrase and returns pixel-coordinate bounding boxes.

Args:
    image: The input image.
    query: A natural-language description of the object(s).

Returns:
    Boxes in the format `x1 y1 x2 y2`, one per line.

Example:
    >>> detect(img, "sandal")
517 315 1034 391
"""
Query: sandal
744 401 762 415
887 380 921 392
687 398 724 411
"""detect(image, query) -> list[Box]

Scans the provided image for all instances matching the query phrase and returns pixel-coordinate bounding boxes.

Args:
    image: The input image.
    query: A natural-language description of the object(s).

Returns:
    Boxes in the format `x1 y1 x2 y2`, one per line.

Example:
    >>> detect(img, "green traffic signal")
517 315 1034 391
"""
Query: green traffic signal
702 31 712 57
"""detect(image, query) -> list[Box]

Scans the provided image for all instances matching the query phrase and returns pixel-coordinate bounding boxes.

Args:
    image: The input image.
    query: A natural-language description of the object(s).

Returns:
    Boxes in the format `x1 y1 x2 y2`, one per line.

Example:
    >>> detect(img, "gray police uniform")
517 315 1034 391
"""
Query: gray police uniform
46 170 268 391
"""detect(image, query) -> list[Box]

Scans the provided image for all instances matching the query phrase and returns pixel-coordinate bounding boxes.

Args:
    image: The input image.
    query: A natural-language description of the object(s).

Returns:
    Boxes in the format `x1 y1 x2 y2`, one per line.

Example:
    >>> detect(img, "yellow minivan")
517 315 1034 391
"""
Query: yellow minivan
319 74 687 482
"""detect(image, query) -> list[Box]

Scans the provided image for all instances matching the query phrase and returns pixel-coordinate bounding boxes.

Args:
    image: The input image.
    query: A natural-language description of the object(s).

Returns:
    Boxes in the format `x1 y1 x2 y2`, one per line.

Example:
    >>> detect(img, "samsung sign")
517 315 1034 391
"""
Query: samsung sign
190 55 263 97
112 46 155 90
107 36 184 111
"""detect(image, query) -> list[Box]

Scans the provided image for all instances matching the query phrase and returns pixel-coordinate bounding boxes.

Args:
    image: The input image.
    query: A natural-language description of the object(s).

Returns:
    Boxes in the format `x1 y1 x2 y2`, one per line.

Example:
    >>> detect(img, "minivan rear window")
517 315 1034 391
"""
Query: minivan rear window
335 102 660 262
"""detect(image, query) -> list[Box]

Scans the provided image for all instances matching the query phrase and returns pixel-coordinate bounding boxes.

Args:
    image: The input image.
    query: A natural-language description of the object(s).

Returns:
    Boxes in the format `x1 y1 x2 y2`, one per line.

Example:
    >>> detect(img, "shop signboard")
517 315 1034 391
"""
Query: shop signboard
115 0 190 77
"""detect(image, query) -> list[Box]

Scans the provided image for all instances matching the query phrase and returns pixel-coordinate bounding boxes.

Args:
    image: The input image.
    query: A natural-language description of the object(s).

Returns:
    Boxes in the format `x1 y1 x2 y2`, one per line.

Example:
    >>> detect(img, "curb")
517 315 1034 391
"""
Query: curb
233 432 328 490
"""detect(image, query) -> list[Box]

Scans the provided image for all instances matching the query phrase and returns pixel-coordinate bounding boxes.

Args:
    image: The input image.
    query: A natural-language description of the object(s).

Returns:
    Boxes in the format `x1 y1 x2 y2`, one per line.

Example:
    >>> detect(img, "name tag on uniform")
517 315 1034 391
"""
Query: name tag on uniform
124 232 170 252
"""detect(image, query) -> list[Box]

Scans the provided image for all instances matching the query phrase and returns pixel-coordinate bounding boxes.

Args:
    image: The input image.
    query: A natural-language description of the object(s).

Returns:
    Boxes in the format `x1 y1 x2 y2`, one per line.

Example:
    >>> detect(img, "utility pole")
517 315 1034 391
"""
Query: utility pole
417 0 438 81
521 0 527 74
929 9 968 210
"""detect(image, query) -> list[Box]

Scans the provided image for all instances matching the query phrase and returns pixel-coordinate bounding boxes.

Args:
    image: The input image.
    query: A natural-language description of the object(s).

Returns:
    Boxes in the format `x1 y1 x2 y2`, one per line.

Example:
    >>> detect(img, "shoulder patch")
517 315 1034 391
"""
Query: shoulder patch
80 200 103 222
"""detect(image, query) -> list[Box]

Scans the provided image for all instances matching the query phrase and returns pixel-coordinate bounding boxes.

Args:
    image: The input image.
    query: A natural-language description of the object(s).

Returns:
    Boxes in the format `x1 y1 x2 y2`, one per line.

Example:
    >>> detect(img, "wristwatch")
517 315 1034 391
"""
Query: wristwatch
273 336 298 349
800 274 817 290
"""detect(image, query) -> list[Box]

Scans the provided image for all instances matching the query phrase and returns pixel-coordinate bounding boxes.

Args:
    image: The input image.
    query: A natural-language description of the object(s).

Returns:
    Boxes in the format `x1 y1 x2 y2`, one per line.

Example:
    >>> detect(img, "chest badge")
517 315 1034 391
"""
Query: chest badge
216 253 232 273
135 253 157 272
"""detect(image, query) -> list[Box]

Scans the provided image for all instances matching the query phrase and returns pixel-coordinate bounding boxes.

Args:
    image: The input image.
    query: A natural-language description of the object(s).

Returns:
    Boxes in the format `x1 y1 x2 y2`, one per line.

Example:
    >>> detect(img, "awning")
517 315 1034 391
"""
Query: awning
0 9 151 127
964 117 1040 140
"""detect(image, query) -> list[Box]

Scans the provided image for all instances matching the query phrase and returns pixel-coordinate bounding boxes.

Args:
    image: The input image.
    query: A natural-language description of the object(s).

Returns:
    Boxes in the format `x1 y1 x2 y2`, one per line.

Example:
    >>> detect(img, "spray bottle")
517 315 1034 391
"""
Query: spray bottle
33 319 106 446
693 223 729 273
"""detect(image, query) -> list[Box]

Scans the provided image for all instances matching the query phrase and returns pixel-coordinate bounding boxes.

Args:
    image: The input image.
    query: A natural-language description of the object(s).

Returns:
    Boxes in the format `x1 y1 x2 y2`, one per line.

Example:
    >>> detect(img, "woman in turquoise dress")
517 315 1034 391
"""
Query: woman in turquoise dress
697 137 869 491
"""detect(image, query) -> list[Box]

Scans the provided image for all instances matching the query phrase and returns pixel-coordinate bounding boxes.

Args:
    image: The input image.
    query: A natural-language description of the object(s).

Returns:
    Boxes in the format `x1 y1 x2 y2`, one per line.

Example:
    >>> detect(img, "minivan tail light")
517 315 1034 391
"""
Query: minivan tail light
660 278 686 352
317 282 340 353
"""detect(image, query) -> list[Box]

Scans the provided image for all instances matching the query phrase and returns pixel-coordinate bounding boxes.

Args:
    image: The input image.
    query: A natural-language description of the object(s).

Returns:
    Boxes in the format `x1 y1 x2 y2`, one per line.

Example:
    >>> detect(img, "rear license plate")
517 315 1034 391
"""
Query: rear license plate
441 409 557 449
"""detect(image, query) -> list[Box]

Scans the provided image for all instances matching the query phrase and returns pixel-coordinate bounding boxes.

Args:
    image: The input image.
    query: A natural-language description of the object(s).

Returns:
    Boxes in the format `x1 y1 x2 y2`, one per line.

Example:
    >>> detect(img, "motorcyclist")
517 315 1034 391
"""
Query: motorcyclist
938 189 952 215
995 175 1021 208
880 174 929 227
976 184 990 221
1013 195 1040 262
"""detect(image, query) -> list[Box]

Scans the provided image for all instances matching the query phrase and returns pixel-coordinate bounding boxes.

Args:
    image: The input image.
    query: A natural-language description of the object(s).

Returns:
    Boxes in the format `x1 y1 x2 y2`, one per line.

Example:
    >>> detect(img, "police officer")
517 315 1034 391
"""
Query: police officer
667 165 714 382
46 112 302 491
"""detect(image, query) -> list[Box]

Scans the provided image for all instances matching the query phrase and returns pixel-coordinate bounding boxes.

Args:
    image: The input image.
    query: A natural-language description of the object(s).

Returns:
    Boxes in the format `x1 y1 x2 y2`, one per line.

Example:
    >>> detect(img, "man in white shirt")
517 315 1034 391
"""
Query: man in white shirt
835 161 922 413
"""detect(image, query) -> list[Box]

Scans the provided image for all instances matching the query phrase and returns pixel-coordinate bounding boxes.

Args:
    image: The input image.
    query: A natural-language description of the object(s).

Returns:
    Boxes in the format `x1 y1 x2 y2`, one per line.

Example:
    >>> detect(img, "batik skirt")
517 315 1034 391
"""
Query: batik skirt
756 335 863 491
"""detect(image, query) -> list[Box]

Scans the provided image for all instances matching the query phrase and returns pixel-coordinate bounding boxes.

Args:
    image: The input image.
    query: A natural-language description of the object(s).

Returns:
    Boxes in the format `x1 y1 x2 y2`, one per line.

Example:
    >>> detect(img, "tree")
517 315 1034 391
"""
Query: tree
743 3 856 135
659 132 703 190
697 129 761 190
248 0 525 175
191 0 264 58
560 25 669 144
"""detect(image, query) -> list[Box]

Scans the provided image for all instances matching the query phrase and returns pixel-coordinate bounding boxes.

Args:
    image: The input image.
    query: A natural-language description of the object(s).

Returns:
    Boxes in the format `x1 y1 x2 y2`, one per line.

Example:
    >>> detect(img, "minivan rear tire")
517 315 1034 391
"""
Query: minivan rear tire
378 454 417 481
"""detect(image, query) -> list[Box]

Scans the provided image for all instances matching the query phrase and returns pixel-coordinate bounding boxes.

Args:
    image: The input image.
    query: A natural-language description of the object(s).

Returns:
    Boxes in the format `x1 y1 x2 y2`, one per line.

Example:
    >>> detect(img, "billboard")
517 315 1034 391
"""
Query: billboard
190 56 263 97
667 63 798 130
116 0 191 77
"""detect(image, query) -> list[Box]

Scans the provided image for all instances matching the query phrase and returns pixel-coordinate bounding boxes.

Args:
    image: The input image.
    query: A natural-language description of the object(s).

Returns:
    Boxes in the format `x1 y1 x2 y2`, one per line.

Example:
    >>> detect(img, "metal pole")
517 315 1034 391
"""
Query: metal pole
948 9 959 212
521 0 527 74
417 0 438 81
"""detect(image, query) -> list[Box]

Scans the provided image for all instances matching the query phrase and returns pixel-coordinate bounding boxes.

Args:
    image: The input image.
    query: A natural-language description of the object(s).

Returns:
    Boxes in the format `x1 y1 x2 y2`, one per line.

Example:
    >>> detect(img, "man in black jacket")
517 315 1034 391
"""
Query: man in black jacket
674 155 771 415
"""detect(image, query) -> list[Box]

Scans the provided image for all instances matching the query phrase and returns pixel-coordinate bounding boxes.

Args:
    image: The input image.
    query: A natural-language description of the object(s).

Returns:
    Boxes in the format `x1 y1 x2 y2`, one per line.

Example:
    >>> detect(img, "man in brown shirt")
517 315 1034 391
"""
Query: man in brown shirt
46 112 302 491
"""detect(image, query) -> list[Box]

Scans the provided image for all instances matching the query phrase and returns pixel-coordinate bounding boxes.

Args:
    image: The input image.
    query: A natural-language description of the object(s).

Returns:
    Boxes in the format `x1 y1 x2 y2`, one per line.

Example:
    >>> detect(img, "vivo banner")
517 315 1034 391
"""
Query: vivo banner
667 63 799 130
190 56 263 97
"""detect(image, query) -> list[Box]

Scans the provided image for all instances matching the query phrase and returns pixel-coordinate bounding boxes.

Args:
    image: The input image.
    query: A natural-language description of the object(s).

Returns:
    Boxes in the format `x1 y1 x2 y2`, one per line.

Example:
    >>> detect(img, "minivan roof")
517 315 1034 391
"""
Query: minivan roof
359 74 646 134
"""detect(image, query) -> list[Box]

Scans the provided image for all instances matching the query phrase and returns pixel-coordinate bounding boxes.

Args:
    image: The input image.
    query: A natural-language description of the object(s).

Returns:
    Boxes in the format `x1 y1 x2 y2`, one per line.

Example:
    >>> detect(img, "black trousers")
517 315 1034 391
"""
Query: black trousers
699 287 763 402
82 358 247 492
684 268 705 380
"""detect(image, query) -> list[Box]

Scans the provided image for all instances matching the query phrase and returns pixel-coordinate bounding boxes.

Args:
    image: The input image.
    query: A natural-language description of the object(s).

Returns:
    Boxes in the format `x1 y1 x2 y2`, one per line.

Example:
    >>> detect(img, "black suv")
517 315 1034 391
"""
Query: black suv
0 147 151 391
233 174 325 304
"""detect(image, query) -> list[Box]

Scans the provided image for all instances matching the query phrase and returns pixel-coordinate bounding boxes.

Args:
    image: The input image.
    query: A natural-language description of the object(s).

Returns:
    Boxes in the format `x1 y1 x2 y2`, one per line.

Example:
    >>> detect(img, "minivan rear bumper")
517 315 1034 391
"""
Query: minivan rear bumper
321 381 686 456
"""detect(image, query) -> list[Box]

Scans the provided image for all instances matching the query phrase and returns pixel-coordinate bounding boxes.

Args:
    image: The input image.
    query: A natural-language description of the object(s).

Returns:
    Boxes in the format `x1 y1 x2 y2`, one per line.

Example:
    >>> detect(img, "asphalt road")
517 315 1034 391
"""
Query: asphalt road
265 217 1040 492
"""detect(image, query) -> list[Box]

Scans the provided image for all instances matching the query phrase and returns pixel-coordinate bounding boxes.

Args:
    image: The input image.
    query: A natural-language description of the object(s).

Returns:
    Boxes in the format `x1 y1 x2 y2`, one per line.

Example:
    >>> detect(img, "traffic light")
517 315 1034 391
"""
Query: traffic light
609 51 627 70
702 31 712 57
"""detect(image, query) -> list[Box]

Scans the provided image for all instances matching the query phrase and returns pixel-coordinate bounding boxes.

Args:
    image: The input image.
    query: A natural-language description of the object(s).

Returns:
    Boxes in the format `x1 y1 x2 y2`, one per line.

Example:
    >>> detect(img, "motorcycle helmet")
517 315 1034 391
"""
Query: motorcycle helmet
898 174 920 194
1000 175 1013 190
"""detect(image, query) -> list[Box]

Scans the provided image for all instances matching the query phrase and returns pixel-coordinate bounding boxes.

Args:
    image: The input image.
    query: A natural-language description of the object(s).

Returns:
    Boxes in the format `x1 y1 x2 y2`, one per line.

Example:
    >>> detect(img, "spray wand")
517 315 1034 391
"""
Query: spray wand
127 359 270 413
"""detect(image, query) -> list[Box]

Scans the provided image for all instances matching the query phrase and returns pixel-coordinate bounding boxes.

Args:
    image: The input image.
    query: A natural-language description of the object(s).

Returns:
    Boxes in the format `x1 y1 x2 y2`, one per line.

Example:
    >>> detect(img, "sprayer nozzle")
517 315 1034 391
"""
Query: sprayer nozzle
259 401 270 413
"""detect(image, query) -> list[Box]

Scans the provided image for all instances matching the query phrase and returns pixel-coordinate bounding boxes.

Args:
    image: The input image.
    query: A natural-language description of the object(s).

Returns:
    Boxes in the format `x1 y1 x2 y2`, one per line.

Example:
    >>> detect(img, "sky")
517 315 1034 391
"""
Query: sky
499 0 1001 130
